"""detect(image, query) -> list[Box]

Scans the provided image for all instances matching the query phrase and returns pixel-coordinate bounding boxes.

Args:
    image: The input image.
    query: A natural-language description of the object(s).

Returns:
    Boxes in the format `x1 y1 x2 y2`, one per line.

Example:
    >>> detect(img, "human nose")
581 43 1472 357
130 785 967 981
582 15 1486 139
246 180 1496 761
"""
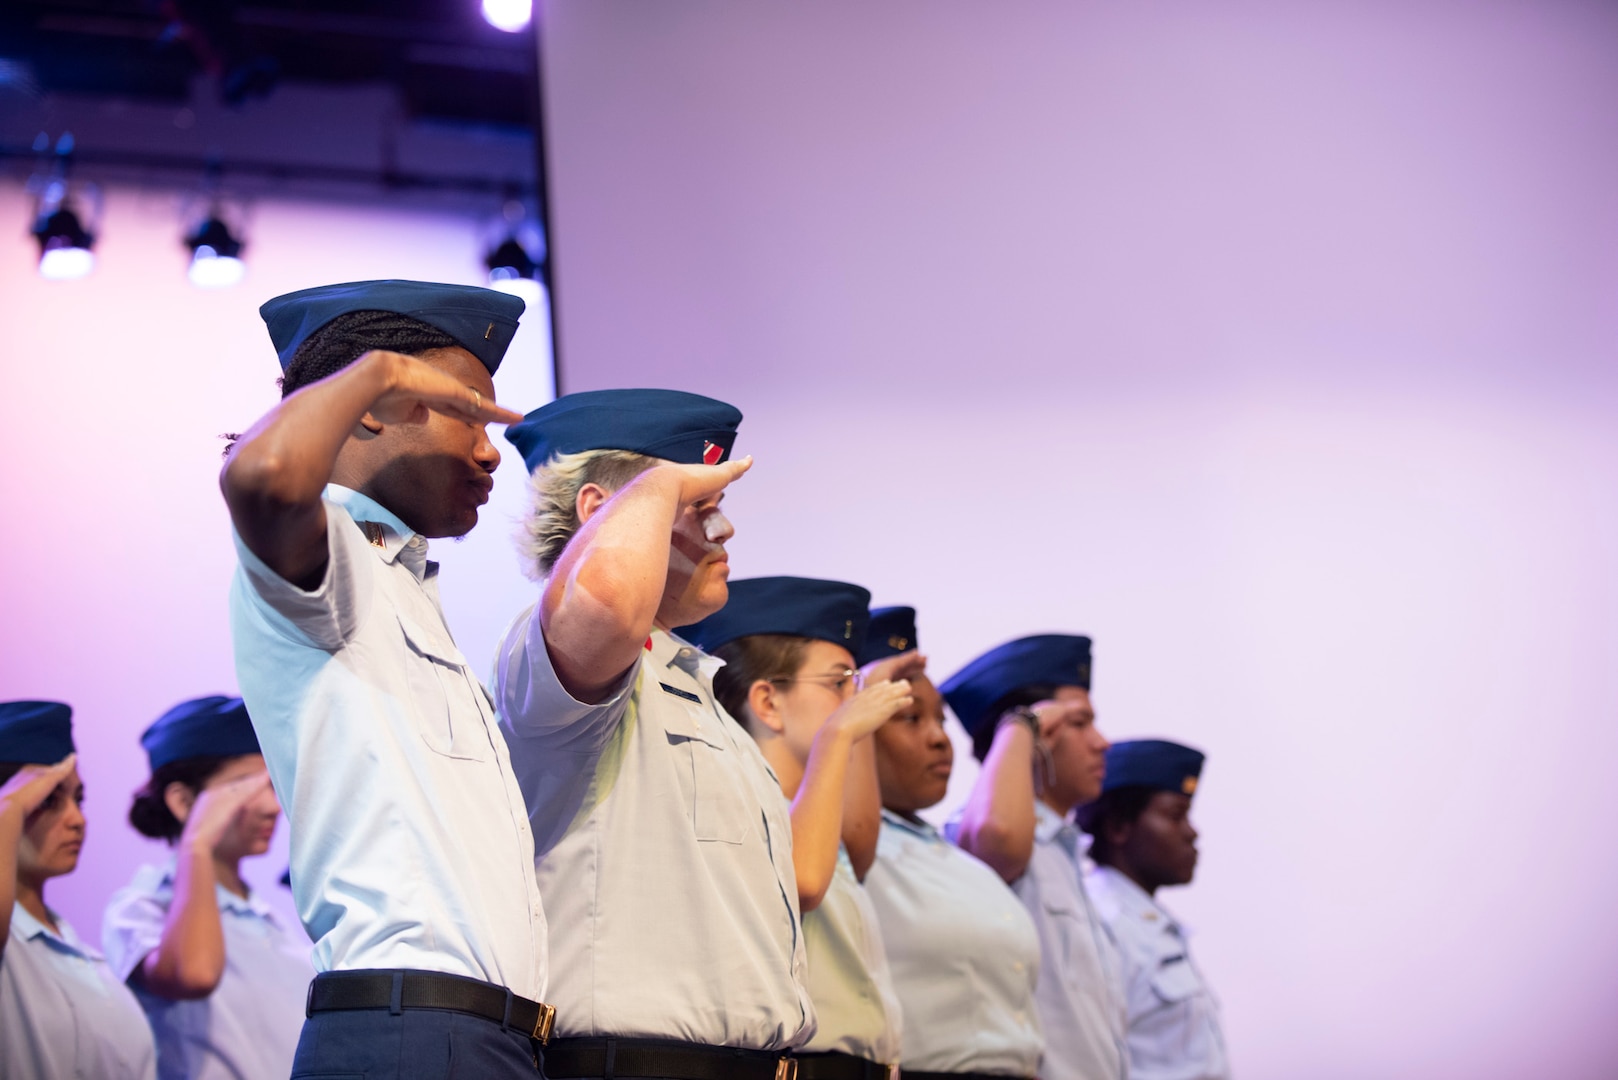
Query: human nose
475 428 501 472
700 507 734 544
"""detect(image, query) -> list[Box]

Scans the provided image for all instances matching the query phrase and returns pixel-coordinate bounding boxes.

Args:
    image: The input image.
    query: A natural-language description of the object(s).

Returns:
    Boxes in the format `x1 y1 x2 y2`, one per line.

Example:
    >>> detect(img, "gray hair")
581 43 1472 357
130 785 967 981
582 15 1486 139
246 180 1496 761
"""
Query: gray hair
516 448 658 580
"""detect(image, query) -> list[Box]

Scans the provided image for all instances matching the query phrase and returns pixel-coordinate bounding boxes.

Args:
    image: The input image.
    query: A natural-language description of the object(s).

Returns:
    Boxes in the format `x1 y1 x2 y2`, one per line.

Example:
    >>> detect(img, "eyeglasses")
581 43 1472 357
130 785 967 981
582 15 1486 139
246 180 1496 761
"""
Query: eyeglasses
771 668 865 698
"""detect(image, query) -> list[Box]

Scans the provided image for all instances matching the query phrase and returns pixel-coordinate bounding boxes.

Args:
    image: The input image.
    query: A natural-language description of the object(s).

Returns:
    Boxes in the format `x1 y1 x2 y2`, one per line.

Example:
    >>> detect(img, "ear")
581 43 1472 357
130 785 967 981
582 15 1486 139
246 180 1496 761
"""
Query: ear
575 482 610 526
1103 813 1134 853
354 413 384 439
163 781 197 826
746 679 787 736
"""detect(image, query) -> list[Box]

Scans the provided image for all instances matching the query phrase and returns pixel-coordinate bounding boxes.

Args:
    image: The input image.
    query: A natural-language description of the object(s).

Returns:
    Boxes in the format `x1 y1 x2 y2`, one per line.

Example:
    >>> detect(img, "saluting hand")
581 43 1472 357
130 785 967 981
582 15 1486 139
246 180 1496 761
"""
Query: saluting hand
861 649 927 688
657 456 755 510
828 678 915 743
362 350 524 428
179 772 274 856
1029 699 1088 743
0 754 77 822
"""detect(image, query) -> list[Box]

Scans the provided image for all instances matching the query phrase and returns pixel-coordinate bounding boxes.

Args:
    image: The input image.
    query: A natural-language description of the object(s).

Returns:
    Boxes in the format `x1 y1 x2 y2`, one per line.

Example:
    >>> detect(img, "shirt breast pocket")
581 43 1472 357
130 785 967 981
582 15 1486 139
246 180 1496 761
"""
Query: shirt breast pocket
397 613 490 762
663 701 750 845
1149 955 1200 1005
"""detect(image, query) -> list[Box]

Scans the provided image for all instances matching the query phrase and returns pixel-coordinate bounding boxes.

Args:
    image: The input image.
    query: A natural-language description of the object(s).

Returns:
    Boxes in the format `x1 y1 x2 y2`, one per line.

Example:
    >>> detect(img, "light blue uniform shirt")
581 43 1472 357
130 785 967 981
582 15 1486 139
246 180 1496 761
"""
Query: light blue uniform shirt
1 902 156 1080
102 861 312 1080
800 847 902 1063
864 810 1042 1076
1013 803 1129 1080
495 623 813 1049
229 485 546 998
1086 866 1230 1080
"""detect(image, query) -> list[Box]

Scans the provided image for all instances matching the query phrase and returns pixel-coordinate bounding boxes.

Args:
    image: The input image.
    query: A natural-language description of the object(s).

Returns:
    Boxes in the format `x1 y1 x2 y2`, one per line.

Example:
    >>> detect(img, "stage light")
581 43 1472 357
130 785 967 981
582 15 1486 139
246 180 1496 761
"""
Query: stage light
185 214 246 288
487 234 538 283
32 205 95 281
482 0 532 33
486 233 544 304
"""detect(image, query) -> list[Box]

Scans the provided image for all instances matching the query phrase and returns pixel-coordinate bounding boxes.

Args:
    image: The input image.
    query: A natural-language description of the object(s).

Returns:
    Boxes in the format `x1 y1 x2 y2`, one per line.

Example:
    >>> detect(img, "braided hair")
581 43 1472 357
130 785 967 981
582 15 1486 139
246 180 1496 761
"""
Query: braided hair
223 310 460 453
279 310 459 398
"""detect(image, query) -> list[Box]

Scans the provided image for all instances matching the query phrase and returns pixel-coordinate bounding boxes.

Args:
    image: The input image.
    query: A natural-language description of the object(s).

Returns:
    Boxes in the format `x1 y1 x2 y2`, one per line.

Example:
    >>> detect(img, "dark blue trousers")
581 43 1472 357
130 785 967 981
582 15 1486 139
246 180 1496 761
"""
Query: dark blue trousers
291 1007 546 1079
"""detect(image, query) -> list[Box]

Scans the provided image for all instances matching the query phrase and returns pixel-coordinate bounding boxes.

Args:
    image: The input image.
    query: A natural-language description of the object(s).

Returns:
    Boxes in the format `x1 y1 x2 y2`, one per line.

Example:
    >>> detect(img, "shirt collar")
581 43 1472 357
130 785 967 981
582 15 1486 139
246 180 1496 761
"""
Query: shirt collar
152 858 275 920
1034 799 1080 853
10 902 101 959
651 629 726 682
326 483 429 578
1095 864 1180 931
881 807 942 842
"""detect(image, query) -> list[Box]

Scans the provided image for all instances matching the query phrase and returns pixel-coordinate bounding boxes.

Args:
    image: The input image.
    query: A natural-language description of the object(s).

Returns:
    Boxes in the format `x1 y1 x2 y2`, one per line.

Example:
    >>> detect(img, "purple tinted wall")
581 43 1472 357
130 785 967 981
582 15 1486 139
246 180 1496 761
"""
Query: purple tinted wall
539 2 1618 1077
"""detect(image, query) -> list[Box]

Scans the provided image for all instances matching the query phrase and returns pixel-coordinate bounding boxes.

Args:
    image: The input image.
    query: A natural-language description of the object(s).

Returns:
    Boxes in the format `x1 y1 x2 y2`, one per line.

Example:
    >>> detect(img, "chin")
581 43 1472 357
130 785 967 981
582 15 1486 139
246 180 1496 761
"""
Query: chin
917 778 950 810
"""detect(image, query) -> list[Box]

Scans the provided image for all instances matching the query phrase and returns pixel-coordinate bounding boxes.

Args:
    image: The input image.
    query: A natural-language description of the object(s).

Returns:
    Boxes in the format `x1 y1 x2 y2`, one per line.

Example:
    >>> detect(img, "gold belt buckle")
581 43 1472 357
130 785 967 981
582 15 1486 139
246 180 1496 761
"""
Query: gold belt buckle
530 1001 556 1044
774 1059 798 1080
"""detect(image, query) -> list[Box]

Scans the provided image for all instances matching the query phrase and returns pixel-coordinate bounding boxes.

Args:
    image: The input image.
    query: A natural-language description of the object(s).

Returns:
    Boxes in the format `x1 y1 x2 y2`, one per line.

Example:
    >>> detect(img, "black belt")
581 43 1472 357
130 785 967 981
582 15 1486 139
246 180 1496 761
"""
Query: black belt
544 1037 799 1080
305 970 556 1044
791 1051 896 1080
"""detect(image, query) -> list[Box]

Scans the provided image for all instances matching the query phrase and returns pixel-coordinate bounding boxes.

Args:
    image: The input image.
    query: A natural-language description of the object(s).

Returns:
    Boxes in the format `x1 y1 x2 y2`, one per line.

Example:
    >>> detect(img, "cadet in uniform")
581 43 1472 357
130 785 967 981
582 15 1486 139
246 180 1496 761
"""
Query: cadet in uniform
1078 740 1230 1080
680 577 914 1080
103 695 312 1080
0 700 157 1080
941 634 1129 1080
223 281 553 1079
860 609 1044 1080
496 390 813 1080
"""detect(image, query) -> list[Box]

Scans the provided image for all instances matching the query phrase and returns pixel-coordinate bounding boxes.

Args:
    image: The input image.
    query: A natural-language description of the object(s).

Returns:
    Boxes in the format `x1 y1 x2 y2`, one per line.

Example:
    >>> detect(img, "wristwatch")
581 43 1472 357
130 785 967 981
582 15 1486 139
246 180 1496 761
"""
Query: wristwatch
996 705 1040 736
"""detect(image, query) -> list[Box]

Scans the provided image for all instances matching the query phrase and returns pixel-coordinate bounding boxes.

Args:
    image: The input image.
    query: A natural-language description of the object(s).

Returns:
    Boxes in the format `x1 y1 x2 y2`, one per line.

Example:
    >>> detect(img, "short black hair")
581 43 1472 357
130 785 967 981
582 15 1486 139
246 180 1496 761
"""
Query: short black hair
970 682 1062 761
279 310 459 398
1074 784 1156 865
127 755 233 843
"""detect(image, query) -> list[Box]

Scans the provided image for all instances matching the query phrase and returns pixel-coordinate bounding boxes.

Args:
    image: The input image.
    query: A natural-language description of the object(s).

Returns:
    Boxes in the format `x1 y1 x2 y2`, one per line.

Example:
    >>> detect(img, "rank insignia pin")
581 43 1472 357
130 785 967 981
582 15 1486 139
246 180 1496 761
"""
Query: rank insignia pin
702 441 723 466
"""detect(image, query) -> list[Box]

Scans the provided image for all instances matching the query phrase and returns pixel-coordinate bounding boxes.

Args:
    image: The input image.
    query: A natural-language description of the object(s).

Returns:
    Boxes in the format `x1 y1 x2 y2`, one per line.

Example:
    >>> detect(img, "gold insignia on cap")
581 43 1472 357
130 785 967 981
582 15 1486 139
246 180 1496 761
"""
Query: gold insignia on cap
888 635 909 651
844 620 854 639
361 521 387 549
484 322 495 340
1182 776 1198 795
1078 662 1091 682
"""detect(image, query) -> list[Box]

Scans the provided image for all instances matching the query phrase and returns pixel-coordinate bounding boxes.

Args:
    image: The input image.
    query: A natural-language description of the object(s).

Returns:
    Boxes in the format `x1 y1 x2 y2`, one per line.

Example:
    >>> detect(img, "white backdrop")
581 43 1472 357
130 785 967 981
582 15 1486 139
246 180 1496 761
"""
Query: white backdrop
0 182 555 944
537 2 1618 1077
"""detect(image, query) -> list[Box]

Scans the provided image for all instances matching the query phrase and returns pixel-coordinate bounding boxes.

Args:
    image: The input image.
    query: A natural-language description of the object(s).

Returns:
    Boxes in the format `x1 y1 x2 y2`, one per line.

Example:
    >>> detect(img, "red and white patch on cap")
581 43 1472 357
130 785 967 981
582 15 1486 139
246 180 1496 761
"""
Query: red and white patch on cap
702 441 723 466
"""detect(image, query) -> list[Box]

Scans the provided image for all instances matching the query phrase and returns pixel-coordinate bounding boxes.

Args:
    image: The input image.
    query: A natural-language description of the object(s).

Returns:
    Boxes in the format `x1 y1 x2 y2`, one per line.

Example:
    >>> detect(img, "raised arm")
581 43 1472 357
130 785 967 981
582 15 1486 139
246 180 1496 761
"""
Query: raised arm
0 756 76 961
221 350 520 590
135 774 272 1000
954 711 1039 884
845 651 928 880
787 679 913 910
539 459 751 703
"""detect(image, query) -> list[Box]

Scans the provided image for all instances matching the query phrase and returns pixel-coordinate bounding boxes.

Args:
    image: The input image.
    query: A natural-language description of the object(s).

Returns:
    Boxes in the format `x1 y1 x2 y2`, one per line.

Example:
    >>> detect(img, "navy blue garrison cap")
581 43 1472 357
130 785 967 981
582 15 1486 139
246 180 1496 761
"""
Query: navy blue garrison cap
141 696 261 771
260 279 525 375
939 633 1093 738
1103 739 1206 798
506 389 743 474
857 607 919 666
677 576 872 656
0 700 75 764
